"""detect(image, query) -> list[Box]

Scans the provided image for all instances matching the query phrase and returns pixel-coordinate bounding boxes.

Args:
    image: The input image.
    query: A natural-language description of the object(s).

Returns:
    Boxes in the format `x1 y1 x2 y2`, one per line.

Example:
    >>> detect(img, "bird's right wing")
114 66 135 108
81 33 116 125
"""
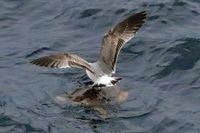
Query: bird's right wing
31 53 98 76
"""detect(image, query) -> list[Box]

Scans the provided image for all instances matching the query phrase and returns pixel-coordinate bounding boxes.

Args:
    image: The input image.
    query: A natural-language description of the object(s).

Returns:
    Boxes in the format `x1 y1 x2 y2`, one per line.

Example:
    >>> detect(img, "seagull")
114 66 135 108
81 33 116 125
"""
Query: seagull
31 11 147 87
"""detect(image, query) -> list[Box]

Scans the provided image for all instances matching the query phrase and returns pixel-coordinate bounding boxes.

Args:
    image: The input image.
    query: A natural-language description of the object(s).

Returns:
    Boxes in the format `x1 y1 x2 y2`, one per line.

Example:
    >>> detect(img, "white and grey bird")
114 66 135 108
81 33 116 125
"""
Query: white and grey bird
31 11 147 87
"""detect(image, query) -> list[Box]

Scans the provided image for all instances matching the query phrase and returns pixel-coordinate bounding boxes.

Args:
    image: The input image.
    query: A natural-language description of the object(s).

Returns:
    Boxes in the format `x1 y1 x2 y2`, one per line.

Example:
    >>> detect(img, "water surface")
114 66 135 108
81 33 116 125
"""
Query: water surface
0 0 200 132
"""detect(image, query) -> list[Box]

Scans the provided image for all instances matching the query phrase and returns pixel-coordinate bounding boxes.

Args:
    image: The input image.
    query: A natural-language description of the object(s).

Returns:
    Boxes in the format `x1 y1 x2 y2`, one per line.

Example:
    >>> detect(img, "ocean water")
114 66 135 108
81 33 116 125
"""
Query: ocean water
0 0 200 132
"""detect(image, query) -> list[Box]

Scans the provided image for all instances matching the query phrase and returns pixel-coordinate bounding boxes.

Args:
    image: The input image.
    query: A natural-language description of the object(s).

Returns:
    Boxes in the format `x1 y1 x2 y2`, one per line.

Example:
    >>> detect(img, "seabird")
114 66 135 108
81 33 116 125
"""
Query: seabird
31 11 147 87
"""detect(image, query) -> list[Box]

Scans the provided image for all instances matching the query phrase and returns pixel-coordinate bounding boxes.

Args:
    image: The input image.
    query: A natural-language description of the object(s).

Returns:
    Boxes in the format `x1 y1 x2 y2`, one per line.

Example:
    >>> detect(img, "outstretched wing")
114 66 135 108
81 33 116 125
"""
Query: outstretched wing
31 53 98 76
98 11 147 74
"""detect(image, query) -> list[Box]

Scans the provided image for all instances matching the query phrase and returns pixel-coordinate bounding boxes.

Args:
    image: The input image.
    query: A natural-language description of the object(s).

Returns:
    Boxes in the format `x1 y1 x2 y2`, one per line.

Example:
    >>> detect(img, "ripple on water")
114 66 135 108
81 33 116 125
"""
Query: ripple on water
155 38 200 78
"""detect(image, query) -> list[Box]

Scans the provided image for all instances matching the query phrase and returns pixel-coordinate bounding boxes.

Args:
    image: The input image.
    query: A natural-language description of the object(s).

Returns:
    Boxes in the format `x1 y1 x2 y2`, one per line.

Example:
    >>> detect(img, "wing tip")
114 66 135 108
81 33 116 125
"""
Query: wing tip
131 11 147 29
135 11 147 20
30 59 39 66
137 11 147 16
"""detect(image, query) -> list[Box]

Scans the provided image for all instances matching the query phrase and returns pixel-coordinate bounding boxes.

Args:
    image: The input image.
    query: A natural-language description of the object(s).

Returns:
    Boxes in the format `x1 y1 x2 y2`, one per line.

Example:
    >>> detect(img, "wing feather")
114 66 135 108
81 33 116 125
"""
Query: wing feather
98 11 147 74
31 53 98 76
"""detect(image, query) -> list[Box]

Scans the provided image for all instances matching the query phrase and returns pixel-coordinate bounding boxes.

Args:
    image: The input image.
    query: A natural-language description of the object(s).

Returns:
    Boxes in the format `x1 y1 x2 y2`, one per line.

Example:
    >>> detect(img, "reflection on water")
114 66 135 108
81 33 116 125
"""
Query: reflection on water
56 85 128 119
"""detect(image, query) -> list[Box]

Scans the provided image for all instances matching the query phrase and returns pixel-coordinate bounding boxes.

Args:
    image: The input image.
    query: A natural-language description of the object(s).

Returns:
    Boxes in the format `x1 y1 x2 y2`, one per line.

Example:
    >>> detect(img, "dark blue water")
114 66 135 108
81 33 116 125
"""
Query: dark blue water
0 0 200 132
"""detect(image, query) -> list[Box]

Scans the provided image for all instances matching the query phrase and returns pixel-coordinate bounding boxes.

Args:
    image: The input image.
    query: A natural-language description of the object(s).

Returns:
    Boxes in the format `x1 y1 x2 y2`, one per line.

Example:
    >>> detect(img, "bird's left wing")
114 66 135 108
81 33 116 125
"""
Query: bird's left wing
98 11 147 74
